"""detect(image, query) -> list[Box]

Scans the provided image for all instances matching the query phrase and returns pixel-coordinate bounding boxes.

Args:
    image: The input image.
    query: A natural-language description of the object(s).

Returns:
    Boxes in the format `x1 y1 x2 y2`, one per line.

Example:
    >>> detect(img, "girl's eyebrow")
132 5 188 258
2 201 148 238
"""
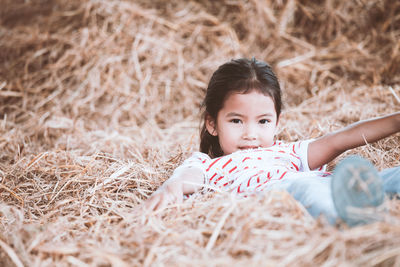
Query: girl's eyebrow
257 113 275 118
226 112 274 118
226 112 243 117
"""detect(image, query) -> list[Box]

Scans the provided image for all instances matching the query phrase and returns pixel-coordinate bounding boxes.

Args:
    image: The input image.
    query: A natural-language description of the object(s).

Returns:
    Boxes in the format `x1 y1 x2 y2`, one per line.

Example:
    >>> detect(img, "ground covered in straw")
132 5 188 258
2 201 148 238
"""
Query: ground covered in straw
1 0 400 266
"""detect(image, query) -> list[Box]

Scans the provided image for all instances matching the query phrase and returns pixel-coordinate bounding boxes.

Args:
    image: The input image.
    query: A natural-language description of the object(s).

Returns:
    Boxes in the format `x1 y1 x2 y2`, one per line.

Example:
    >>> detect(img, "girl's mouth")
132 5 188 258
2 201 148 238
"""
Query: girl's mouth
238 146 259 150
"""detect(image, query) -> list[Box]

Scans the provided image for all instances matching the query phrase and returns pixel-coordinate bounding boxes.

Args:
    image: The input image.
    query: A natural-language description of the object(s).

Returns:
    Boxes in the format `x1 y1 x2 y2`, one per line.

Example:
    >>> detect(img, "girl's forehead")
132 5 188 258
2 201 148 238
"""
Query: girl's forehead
221 90 276 111
223 90 274 104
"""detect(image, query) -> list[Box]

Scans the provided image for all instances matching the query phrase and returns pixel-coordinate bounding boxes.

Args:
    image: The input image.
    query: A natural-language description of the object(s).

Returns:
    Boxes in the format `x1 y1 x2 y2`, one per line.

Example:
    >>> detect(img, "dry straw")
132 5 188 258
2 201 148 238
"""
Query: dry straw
0 0 400 266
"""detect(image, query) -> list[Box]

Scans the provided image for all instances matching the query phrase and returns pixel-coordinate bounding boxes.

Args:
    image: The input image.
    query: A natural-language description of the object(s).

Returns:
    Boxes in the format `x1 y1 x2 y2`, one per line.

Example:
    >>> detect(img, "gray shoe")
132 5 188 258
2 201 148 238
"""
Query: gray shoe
331 155 384 226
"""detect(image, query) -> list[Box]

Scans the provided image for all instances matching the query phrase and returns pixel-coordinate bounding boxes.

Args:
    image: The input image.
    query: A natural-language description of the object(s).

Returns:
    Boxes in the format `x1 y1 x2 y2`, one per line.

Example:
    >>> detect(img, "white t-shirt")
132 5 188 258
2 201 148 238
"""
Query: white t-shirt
176 140 330 196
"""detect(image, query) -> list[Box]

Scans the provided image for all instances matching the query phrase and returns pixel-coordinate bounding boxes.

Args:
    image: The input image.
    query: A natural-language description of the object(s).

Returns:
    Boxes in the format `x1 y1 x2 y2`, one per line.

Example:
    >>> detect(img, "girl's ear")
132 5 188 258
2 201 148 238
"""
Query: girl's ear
205 114 218 136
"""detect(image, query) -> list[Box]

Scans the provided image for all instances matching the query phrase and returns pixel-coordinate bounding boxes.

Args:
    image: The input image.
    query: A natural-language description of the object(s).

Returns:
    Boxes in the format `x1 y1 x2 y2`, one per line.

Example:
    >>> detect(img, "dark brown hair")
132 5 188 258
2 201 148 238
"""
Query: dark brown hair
200 58 282 158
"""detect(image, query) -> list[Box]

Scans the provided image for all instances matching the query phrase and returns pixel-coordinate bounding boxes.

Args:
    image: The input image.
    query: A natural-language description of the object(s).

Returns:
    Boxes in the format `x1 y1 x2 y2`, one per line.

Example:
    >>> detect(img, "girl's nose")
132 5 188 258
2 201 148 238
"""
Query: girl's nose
243 125 257 140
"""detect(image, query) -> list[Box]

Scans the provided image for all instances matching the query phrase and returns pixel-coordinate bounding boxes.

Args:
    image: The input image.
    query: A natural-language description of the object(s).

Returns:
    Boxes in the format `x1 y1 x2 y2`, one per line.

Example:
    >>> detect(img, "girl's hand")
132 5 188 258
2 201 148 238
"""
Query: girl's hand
144 166 205 212
145 177 184 212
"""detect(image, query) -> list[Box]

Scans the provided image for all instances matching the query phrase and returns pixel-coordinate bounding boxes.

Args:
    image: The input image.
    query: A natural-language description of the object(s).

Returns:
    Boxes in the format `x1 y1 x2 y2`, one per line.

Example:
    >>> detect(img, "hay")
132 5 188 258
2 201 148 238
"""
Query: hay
0 0 400 265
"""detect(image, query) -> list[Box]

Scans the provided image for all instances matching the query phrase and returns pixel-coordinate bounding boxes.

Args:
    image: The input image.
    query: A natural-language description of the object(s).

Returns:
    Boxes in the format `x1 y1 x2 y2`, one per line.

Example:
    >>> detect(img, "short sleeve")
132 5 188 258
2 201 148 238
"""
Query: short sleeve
296 139 326 172
179 152 210 170
172 152 210 184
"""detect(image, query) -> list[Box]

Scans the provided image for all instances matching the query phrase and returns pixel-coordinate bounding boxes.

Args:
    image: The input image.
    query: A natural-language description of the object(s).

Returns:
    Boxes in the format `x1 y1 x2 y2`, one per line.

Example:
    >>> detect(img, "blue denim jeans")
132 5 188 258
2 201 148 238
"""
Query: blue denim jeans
280 166 400 224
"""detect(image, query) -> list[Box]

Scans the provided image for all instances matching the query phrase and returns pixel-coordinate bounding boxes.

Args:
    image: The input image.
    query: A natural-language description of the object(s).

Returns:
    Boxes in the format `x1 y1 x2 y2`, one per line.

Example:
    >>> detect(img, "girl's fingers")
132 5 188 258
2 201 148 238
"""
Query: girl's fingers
144 184 185 212
145 193 161 211
154 193 169 211
175 187 183 205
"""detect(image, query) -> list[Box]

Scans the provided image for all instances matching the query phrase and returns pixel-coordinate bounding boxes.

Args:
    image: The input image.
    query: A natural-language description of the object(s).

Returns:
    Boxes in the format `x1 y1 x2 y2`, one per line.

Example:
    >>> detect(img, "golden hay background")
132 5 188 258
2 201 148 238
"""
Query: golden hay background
0 0 400 266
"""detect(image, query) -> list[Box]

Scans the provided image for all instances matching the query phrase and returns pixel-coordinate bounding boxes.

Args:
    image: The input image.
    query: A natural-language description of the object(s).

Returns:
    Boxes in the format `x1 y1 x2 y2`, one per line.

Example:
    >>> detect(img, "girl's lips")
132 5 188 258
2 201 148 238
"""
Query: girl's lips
238 146 259 150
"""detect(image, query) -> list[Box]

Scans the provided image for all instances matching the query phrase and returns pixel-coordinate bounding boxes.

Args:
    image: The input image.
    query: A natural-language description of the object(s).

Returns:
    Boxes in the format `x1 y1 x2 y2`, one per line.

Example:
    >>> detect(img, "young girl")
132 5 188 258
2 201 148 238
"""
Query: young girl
145 58 400 226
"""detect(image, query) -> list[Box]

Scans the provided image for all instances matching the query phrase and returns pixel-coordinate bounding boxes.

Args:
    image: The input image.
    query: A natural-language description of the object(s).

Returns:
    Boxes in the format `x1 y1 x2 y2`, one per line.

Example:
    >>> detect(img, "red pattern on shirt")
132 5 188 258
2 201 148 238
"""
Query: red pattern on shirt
206 157 222 172
242 157 251 162
222 158 232 169
279 171 288 180
229 166 237 173
209 173 217 182
291 162 299 171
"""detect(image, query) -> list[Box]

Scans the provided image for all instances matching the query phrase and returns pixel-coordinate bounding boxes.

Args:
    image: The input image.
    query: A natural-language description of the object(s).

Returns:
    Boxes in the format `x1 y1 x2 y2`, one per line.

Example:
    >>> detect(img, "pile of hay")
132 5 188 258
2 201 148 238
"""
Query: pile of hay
1 0 399 265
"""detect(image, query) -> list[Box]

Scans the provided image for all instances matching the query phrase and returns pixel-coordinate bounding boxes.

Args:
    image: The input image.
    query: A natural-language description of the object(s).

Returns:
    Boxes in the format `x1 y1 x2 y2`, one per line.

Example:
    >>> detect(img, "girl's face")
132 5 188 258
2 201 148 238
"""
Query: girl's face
206 90 279 155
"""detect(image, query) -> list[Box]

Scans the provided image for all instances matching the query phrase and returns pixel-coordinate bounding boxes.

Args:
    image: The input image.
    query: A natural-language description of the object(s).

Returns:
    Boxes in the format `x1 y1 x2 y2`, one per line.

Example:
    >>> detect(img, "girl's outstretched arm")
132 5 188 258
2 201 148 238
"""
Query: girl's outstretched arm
308 112 400 170
145 166 205 211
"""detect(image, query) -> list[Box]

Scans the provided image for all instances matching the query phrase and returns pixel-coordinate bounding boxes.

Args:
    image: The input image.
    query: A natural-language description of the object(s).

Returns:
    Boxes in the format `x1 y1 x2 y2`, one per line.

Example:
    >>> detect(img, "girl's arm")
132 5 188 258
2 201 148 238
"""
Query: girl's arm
308 112 400 170
145 166 205 211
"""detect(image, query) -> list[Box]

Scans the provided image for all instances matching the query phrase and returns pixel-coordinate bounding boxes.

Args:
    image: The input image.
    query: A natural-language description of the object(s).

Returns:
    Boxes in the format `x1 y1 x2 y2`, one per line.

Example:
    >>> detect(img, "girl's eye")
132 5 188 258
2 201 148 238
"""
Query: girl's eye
230 119 242 124
259 119 270 124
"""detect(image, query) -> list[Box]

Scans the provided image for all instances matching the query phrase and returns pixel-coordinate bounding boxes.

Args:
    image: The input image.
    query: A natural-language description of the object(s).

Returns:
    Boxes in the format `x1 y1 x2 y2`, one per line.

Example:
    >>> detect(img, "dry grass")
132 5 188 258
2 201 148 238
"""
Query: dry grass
0 0 400 266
